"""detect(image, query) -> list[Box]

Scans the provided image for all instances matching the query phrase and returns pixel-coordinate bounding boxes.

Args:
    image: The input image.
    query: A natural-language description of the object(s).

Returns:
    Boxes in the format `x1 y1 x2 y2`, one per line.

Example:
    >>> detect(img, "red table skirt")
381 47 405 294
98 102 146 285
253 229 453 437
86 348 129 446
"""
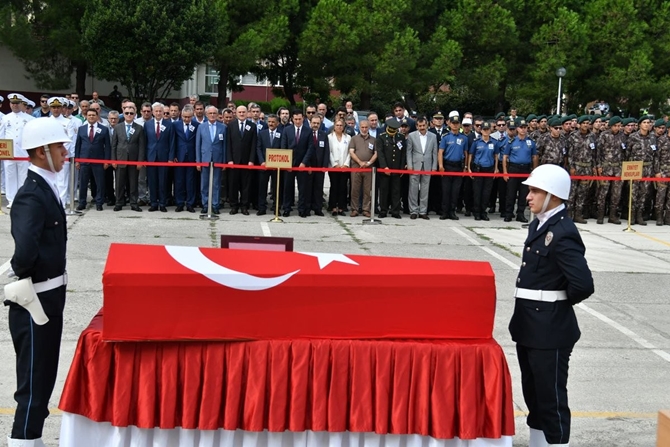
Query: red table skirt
59 312 514 441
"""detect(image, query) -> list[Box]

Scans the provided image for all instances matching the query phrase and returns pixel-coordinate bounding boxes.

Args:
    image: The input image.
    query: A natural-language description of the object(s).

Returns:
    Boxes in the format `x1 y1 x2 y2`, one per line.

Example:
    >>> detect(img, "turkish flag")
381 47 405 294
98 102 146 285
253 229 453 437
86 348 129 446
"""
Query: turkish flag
102 243 497 341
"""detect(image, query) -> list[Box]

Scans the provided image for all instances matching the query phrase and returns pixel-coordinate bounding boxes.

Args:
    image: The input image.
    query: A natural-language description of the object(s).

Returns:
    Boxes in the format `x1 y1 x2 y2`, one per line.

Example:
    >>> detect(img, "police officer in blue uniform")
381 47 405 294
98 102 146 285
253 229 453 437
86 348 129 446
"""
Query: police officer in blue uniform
438 113 469 220
509 164 594 447
3 118 71 447
467 121 500 221
503 119 538 222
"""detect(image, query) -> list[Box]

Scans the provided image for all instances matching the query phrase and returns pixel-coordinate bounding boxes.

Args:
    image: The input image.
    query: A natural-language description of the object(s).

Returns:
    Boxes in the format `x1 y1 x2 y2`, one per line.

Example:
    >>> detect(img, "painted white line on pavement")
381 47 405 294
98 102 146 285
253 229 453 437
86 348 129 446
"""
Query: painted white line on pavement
577 302 670 363
453 226 670 364
0 259 11 276
451 227 518 269
260 222 272 237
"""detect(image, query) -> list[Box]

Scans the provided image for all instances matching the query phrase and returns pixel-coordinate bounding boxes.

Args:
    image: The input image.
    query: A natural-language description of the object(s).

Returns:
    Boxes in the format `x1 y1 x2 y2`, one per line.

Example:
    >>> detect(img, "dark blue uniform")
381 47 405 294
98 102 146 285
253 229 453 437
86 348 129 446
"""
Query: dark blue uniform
438 131 468 218
509 206 594 445
8 170 67 440
504 136 537 220
469 137 499 219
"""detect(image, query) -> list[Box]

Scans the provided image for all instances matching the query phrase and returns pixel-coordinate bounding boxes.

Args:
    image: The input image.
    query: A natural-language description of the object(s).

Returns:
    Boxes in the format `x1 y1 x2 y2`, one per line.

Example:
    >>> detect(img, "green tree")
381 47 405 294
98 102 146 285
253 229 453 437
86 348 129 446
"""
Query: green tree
82 0 215 101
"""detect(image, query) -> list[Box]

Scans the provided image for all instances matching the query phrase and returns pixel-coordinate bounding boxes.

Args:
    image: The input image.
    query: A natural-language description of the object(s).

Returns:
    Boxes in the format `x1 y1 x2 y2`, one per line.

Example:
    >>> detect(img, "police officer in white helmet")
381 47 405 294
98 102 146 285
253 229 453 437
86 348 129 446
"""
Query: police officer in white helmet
3 118 70 446
509 164 594 447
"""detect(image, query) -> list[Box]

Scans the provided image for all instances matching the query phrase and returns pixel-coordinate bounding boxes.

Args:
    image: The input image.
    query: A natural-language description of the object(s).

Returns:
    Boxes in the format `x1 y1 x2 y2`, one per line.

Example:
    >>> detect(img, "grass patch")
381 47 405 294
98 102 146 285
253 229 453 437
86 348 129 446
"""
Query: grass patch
334 219 369 251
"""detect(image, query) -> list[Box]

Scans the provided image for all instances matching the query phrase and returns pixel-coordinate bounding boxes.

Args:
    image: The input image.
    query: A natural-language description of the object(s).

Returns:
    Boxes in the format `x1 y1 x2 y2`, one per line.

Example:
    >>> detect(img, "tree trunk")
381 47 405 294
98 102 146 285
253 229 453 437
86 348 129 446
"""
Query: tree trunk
496 80 507 114
75 62 87 98
217 62 229 107
359 90 372 110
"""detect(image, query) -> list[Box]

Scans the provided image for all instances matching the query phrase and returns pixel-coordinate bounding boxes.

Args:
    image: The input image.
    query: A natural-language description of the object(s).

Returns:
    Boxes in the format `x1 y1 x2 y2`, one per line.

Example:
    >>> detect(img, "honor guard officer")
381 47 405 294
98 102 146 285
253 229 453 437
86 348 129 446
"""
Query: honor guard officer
376 118 407 218
3 118 71 447
1 93 35 209
510 164 594 447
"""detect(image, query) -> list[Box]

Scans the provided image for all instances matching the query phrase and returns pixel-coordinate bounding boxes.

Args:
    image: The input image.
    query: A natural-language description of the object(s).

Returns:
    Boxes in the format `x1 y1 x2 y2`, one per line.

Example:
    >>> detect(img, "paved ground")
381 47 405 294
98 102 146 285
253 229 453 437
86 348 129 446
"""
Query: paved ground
0 197 669 446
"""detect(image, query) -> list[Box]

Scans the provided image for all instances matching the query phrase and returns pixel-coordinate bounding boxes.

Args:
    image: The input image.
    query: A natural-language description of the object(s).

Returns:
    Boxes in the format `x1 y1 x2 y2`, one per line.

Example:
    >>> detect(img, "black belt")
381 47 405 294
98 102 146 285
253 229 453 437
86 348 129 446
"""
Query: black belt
443 160 463 167
508 162 531 168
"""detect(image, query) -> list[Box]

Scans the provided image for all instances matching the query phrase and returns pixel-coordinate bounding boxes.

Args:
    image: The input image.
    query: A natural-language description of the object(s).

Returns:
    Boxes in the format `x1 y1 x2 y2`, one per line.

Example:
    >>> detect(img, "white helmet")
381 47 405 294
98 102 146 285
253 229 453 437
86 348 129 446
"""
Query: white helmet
22 117 71 151
522 164 570 200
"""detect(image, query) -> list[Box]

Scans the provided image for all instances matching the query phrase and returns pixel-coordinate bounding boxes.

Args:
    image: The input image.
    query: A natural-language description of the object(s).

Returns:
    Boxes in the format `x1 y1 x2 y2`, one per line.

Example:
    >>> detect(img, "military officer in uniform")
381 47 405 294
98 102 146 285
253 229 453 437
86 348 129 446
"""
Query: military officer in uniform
48 97 78 207
654 119 670 225
595 116 626 224
566 116 597 223
626 115 656 225
510 164 594 447
4 118 71 447
1 93 34 209
537 118 567 167
376 118 406 218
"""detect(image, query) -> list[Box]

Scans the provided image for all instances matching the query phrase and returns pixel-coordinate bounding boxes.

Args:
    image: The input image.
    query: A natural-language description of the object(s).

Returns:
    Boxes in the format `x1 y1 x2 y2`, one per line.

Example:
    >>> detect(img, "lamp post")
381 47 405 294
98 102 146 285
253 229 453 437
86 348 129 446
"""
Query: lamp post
556 67 566 115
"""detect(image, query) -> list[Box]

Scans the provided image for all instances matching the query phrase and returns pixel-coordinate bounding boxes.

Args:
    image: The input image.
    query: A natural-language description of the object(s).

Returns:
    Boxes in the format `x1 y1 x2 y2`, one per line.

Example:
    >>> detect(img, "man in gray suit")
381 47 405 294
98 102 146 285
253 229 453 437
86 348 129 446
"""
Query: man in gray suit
406 117 438 219
196 105 227 214
111 104 146 211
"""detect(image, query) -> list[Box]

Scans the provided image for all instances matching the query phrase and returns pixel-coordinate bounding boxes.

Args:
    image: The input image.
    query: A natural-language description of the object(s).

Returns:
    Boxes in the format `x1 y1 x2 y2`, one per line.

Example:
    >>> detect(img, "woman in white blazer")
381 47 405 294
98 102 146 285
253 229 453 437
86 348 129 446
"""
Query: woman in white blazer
327 119 351 215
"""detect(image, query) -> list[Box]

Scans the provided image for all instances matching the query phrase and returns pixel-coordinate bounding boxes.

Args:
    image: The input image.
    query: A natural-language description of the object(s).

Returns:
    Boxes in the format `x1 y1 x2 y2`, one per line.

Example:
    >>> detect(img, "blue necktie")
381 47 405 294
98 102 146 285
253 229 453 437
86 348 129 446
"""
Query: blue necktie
126 124 131 140
185 125 189 139
210 123 215 142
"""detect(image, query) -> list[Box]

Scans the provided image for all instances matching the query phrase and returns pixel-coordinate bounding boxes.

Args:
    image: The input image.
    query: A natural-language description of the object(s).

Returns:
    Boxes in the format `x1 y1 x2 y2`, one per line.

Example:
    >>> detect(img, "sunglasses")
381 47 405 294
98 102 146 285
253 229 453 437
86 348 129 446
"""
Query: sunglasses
474 124 482 128
124 111 135 115
40 100 47 103
306 111 315 114
497 124 505 127
553 126 561 130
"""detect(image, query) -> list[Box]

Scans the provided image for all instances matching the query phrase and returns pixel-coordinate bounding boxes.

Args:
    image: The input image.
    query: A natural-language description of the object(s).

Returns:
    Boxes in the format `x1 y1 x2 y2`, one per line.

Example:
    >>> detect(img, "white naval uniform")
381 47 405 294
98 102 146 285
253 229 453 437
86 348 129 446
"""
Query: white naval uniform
50 114 78 206
1 111 34 207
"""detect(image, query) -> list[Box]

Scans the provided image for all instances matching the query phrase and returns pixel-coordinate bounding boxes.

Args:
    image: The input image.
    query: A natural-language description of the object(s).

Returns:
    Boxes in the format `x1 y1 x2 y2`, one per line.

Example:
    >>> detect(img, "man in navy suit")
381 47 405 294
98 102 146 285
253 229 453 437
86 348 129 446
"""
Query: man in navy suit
196 105 227 214
256 114 282 215
307 115 330 215
280 109 314 217
75 109 111 210
226 105 257 215
173 105 199 212
509 164 594 447
144 102 175 212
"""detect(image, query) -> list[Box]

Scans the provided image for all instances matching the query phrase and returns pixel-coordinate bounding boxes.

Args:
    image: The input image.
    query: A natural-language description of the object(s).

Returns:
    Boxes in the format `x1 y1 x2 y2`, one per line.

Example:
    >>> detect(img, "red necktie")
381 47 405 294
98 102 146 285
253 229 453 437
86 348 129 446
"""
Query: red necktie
313 132 317 147
156 121 161 139
296 127 300 142
89 125 94 142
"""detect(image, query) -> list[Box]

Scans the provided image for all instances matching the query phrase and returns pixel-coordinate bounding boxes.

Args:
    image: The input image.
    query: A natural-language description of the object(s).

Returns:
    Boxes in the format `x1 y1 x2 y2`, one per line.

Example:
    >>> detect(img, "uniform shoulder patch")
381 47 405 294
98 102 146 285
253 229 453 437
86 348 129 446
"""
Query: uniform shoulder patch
545 231 553 246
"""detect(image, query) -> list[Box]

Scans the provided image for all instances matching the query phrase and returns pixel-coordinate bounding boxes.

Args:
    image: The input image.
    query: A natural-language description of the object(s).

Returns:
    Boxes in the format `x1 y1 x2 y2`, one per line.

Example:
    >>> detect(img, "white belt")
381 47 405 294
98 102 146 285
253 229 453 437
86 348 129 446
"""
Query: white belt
33 273 68 294
515 288 567 302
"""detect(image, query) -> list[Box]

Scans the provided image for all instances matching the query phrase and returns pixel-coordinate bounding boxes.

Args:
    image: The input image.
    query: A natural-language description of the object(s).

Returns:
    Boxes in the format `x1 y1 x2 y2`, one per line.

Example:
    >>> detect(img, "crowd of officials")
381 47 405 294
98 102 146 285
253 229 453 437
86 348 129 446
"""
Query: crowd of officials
1 92 669 225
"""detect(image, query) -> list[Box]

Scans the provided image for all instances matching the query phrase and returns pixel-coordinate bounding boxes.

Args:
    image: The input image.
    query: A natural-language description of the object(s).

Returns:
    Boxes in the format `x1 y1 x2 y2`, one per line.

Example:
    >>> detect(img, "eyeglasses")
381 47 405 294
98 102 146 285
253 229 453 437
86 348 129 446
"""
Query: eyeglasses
306 111 315 114
71 97 78 100
474 124 482 128
40 100 47 103
124 111 135 115
552 126 561 130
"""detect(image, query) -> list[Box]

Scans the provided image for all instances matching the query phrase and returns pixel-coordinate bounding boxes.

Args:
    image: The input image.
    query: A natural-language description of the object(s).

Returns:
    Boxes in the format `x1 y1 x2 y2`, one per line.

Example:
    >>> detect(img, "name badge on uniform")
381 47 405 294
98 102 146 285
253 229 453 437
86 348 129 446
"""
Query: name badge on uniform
526 140 532 147
456 138 463 145
319 141 325 147
160 125 166 132
218 133 224 140
651 144 657 151
562 147 567 154
188 125 195 132
396 141 402 149
545 231 553 246
589 143 595 150
257 123 263 131
274 132 281 138
245 124 251 131
129 128 135 135
488 143 494 150
368 143 374 150
621 143 626 149
95 128 101 134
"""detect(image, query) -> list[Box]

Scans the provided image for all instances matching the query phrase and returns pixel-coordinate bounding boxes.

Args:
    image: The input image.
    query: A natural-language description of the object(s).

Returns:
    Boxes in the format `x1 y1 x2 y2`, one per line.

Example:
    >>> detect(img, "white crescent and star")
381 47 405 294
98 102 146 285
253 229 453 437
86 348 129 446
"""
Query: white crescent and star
164 246 357 291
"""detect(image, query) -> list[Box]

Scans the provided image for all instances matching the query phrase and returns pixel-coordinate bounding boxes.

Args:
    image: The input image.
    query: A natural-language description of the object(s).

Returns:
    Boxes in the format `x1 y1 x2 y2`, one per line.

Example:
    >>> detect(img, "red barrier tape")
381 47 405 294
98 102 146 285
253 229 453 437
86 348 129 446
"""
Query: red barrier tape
4 157 670 182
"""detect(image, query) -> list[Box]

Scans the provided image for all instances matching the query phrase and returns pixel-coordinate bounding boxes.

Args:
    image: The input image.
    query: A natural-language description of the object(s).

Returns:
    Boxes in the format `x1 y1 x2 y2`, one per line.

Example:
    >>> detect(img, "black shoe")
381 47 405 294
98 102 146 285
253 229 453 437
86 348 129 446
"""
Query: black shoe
159 206 167 212
107 200 116 207
504 217 512 222
299 212 307 218
257 210 267 216
200 208 207 214
282 211 290 217
148 206 158 212
419 214 430 220
392 213 401 219
137 199 147 206
241 208 249 216
378 212 387 218
410 214 417 220
229 208 238 215
439 214 448 220
464 210 472 217
481 213 489 221
113 206 122 212
76 204 86 211
213 208 220 215
175 205 184 212
314 211 324 216
187 206 195 213
131 206 142 212
448 212 459 220
474 215 481 221
338 211 346 216
96 205 103 211
516 215 528 223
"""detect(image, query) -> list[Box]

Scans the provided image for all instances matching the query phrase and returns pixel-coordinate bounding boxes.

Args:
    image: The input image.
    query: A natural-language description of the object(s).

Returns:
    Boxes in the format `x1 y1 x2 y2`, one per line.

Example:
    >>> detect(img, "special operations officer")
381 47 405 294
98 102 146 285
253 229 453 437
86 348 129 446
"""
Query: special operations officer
4 117 71 447
509 164 594 447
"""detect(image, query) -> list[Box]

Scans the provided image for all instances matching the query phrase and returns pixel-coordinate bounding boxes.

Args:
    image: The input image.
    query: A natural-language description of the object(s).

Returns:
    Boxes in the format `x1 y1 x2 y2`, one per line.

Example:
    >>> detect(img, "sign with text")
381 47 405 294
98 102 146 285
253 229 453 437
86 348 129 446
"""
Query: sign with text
621 161 643 180
0 139 14 159
265 149 293 168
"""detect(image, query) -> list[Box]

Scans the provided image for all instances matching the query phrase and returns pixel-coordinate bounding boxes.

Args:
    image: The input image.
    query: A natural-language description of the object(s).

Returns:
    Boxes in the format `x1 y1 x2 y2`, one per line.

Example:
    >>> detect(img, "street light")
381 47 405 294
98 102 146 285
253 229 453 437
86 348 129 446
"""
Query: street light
556 67 566 115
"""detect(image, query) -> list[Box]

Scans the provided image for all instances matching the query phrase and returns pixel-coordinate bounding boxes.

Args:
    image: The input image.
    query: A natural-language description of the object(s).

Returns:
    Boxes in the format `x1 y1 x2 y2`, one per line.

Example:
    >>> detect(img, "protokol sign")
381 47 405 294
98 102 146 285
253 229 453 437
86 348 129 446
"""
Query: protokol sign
265 149 293 168
0 139 14 159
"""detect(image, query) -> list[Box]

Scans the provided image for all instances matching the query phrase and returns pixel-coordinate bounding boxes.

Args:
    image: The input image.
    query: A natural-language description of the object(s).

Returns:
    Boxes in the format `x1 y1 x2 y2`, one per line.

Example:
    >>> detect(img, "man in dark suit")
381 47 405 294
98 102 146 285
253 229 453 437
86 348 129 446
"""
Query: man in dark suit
75 108 111 211
111 105 146 211
144 102 175 212
256 114 283 215
6 118 69 446
226 105 257 215
307 114 330 215
280 109 314 217
509 164 594 447
196 106 227 214
172 105 199 212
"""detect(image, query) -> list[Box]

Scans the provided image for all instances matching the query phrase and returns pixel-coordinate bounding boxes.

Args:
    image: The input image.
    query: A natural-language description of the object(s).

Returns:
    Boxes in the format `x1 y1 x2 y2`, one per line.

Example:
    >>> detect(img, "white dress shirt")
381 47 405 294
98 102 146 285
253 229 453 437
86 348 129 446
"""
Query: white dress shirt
29 164 60 201
536 203 565 230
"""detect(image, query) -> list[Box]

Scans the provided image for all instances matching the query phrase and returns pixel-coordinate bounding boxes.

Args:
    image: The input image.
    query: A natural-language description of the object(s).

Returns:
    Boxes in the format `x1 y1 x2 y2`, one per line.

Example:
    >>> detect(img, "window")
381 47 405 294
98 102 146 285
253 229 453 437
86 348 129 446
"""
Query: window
205 65 219 94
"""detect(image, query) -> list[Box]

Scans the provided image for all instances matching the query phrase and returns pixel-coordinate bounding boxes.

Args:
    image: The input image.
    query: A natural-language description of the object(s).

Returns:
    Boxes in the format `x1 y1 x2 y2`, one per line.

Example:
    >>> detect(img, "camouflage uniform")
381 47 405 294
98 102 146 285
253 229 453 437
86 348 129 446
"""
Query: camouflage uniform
530 129 548 143
595 129 626 223
538 133 567 166
567 131 596 222
653 133 670 224
626 130 657 224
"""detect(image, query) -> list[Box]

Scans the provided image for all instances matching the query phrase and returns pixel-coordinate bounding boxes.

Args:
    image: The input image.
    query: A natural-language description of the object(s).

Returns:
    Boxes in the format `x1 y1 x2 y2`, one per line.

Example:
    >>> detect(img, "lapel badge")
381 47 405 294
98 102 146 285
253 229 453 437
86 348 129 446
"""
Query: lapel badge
545 231 553 246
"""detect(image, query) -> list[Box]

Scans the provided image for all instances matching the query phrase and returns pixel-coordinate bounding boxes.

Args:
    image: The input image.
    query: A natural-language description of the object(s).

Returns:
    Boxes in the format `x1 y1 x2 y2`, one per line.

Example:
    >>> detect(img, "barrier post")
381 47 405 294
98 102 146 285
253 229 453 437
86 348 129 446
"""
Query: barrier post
362 167 382 225
624 178 635 233
270 167 283 223
199 162 219 221
65 156 81 215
